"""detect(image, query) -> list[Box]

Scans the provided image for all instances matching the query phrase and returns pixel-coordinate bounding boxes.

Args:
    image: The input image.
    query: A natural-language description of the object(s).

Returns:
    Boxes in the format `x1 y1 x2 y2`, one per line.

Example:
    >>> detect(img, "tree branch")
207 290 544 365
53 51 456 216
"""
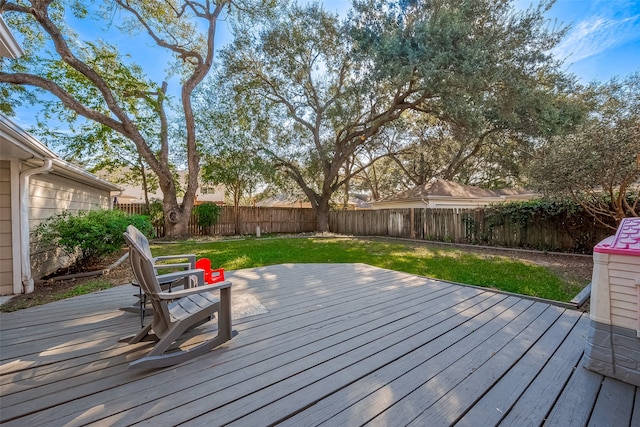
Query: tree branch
0 72 125 133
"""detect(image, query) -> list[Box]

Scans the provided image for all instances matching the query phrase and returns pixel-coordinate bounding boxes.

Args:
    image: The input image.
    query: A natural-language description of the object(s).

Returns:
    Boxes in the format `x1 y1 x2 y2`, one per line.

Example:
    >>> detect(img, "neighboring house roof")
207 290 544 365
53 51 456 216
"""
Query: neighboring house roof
0 15 23 59
382 179 498 201
349 194 373 209
371 179 538 209
0 114 121 192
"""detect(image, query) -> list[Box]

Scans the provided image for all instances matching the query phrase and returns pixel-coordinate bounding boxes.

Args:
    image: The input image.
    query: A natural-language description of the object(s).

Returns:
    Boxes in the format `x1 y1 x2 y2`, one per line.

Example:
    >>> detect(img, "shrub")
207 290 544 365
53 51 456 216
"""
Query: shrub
33 209 152 269
193 203 222 234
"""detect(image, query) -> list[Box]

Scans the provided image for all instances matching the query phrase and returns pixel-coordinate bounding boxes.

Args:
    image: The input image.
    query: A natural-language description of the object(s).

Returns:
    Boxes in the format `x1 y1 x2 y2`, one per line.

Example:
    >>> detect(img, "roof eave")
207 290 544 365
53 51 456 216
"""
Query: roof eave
0 15 24 59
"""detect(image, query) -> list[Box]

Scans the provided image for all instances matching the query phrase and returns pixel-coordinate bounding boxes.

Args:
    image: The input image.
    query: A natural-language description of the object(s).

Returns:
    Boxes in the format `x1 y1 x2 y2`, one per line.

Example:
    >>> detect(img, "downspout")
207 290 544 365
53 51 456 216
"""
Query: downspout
19 159 52 294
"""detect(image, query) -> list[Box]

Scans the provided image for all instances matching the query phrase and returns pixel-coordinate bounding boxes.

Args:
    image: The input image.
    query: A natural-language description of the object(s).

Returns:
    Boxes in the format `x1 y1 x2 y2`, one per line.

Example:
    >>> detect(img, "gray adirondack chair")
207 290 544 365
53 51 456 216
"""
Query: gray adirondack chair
123 228 234 370
120 226 205 323
126 224 197 272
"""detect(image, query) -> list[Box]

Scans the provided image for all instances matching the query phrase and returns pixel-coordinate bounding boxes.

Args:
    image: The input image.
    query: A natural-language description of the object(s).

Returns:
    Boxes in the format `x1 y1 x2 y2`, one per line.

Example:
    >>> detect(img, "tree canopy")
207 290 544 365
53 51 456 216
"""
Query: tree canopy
4 0 627 238
219 0 580 230
528 73 640 228
0 0 270 238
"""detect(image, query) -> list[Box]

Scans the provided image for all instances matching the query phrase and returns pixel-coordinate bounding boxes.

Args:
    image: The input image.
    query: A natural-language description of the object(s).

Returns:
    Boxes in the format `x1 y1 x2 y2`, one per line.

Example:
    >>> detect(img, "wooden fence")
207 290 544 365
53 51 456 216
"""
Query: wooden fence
330 208 611 253
116 203 612 253
115 204 317 236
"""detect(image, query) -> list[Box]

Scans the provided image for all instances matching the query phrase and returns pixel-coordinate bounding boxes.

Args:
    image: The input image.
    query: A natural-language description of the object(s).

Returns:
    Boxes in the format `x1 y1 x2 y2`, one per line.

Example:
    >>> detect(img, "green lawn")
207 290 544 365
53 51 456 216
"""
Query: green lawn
152 236 585 302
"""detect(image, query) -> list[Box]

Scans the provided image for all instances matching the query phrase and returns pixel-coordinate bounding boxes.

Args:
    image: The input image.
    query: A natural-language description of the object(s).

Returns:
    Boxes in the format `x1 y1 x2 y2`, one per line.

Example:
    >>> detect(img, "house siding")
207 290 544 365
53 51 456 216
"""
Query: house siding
0 160 12 294
608 258 640 331
29 173 112 280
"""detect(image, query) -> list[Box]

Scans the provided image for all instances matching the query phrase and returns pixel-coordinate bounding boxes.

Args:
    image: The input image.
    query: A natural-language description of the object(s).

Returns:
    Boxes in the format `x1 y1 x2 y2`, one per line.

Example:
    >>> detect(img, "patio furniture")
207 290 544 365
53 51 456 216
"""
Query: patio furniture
122 228 234 370
195 258 225 284
120 225 205 325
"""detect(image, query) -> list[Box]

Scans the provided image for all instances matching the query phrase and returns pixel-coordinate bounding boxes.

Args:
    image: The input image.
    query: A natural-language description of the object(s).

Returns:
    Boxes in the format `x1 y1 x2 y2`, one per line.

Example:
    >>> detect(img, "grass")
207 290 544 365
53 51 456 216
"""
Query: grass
0 236 585 312
152 236 584 302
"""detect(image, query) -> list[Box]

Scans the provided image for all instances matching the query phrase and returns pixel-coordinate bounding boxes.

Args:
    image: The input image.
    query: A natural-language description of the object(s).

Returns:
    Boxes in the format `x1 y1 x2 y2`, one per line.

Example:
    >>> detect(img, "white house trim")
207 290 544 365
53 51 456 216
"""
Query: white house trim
0 15 23 59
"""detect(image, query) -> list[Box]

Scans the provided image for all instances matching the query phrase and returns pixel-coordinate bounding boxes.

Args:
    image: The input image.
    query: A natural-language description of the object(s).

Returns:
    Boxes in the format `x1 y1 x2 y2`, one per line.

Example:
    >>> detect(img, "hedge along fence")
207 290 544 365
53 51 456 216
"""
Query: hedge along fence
114 204 317 237
116 203 612 253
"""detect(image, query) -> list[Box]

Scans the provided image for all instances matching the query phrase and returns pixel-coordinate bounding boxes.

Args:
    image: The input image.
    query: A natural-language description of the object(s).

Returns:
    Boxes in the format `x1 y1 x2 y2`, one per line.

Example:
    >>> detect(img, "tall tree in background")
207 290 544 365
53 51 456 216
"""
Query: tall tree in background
222 3 412 231
529 74 640 228
0 0 268 238
222 0 579 231
351 0 581 193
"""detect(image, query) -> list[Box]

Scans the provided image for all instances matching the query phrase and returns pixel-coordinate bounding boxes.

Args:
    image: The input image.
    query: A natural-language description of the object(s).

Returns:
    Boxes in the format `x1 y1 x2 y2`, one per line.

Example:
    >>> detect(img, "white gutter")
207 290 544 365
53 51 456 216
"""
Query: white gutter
19 159 52 294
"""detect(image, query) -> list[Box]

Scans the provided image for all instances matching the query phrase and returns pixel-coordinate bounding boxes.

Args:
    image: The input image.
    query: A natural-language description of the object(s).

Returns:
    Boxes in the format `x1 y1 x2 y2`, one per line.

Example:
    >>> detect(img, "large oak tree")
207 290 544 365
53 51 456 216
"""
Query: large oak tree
222 3 413 231
0 0 266 238
222 0 578 230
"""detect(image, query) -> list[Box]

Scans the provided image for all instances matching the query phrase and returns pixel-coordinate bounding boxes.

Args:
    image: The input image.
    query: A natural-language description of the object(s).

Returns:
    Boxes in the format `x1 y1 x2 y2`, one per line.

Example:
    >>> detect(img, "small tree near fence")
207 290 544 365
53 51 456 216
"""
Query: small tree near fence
193 203 222 235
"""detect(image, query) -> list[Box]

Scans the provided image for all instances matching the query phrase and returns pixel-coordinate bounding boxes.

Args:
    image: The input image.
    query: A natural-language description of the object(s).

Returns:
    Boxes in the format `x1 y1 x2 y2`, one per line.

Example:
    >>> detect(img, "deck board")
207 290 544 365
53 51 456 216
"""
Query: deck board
543 355 603 427
409 303 563 426
497 313 588 426
1 263 638 426
587 377 636 427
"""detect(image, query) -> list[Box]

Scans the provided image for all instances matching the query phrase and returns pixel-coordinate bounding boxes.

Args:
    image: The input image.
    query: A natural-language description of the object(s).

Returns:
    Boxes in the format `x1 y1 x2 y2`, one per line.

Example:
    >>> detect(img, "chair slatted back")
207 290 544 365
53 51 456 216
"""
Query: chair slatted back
127 225 154 260
124 229 172 336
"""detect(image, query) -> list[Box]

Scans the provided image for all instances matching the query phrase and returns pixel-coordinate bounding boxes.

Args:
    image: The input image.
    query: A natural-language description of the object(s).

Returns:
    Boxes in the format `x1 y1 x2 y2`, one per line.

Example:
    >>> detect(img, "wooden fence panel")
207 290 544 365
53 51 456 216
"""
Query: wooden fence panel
115 203 147 215
115 203 611 253
115 204 316 237
329 207 611 253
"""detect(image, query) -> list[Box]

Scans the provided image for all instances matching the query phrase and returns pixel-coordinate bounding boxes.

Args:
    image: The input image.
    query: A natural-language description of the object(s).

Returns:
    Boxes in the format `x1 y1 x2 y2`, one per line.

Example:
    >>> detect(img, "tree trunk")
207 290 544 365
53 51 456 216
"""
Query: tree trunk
234 205 240 235
315 198 331 232
163 202 192 239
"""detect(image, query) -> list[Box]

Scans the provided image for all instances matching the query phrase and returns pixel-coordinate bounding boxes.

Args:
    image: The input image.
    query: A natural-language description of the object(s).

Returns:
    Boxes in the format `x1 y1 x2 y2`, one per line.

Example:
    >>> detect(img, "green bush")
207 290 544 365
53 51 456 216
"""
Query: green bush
34 209 152 269
193 202 222 232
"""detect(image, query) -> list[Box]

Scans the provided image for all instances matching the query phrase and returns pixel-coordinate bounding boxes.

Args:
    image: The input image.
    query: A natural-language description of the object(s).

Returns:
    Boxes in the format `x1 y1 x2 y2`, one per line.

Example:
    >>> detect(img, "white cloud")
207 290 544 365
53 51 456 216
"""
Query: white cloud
554 13 640 62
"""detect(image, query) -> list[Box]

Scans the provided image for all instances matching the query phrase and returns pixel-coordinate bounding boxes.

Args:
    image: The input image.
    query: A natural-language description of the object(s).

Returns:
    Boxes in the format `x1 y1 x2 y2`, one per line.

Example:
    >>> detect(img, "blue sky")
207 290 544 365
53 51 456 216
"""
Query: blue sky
539 0 640 82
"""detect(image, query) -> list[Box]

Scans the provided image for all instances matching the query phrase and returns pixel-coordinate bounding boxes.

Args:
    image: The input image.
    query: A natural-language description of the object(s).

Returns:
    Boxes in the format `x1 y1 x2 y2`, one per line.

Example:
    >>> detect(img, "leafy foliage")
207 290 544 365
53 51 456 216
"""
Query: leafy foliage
349 0 582 193
483 199 581 229
1 0 274 238
33 209 152 269
193 203 222 229
528 73 640 228
194 75 274 210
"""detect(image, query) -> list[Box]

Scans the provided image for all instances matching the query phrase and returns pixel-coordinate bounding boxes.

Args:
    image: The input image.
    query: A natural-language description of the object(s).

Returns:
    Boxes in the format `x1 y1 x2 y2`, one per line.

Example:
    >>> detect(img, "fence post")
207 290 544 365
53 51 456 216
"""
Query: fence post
410 208 415 239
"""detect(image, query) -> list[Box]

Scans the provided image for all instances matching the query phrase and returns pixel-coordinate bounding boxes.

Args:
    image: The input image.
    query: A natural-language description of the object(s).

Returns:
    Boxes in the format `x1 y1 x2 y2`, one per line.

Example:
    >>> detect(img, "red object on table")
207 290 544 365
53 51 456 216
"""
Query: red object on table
195 258 225 284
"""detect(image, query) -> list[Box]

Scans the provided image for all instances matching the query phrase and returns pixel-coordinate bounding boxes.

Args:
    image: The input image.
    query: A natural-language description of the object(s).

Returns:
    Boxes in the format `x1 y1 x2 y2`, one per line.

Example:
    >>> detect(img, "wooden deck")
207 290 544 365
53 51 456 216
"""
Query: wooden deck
1 263 638 426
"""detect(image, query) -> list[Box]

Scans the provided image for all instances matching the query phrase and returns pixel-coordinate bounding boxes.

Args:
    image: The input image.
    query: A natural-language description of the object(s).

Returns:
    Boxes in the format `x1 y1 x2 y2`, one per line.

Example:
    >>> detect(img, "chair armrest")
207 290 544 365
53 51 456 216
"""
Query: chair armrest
156 269 205 286
153 254 196 269
153 262 192 273
157 280 232 300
